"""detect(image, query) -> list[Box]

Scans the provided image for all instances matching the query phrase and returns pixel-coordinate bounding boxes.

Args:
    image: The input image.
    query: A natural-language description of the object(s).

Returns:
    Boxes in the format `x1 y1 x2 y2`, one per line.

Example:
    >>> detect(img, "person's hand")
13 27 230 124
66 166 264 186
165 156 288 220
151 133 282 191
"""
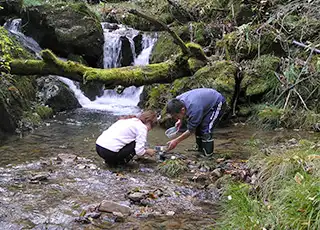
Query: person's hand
175 119 181 130
145 148 156 156
166 139 179 151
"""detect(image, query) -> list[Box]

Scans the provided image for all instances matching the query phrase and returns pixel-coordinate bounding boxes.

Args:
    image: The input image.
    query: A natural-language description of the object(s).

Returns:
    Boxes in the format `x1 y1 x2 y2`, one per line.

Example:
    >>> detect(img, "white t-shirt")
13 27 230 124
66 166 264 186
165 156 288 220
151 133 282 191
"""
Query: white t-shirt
96 118 147 156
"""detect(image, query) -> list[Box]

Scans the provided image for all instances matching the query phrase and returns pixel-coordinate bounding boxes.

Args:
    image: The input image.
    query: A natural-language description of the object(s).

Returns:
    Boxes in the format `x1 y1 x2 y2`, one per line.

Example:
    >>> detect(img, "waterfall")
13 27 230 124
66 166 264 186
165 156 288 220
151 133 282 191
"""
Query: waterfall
5 19 157 115
4 19 42 59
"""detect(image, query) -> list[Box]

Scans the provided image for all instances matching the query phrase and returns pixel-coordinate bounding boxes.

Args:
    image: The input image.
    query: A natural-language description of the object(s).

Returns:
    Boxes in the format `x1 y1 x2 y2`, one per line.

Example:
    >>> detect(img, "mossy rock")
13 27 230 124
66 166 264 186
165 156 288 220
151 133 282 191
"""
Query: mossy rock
21 2 104 67
241 55 281 97
150 32 180 64
283 15 320 42
170 60 238 105
98 0 173 30
216 24 283 61
0 26 39 137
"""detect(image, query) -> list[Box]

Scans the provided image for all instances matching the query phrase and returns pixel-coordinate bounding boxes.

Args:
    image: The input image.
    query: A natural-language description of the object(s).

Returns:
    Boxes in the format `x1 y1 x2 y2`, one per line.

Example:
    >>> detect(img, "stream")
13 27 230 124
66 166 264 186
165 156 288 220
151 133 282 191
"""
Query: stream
1 19 319 230
0 108 318 229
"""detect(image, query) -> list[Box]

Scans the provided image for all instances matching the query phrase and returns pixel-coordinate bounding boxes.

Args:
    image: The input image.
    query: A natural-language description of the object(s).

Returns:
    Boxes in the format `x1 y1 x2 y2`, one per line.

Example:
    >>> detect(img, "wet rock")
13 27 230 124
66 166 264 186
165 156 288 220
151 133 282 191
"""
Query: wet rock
119 36 134 67
128 192 147 202
57 154 78 163
0 0 23 25
36 76 81 113
84 212 101 219
166 211 175 216
288 138 298 145
29 173 49 182
98 201 131 215
211 168 222 178
21 3 103 67
133 33 143 57
103 22 119 31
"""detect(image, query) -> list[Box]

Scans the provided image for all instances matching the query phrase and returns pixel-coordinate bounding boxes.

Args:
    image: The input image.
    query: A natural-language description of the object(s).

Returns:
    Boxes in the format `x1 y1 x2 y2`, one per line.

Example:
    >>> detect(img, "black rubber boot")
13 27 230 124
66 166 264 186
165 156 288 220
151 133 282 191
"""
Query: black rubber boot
196 136 202 151
201 133 214 157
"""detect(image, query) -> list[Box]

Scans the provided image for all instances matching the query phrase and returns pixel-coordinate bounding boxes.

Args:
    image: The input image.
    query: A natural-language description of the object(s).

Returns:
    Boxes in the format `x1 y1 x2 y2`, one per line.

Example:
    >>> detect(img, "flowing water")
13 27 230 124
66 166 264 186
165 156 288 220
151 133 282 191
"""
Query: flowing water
2 20 319 229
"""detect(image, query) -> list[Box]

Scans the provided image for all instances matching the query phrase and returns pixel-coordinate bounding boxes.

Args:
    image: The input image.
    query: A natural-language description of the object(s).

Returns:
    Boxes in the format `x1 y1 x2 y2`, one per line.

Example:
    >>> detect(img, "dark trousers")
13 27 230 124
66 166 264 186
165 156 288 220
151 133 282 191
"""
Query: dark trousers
96 141 136 165
195 100 226 155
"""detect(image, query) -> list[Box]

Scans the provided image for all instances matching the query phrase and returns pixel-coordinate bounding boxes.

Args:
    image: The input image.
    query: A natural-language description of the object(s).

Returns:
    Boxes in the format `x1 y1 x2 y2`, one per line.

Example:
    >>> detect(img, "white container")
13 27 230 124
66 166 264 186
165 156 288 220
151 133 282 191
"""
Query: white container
165 126 178 139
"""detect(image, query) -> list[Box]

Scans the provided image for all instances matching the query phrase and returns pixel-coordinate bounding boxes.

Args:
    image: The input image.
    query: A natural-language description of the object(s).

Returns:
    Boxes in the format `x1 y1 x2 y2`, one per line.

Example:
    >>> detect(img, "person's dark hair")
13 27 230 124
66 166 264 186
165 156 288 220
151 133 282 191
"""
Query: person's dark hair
166 98 185 115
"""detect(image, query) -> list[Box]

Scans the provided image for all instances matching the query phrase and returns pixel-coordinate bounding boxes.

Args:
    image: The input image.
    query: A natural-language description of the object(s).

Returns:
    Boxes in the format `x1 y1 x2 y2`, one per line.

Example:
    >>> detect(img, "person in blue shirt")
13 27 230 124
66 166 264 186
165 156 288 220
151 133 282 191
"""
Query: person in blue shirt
166 88 226 156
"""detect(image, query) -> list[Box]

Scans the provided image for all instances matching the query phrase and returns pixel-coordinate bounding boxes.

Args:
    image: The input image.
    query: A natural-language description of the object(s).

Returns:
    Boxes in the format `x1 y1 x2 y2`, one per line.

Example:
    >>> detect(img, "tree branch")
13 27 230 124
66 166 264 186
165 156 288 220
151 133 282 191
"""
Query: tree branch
128 9 191 56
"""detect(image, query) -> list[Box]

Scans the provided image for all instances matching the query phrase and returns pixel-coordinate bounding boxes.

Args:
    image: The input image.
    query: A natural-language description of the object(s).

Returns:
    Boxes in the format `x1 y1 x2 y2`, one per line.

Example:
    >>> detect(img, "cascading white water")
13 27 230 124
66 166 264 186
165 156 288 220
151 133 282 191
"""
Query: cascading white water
4 19 42 59
5 19 157 115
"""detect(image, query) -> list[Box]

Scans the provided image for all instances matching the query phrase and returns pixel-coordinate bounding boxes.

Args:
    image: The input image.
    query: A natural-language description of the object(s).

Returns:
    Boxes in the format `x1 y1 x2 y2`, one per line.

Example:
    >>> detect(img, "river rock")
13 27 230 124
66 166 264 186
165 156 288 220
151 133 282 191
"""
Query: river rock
21 3 104 67
98 201 131 215
57 154 78 163
211 168 222 178
29 173 49 182
128 192 147 202
36 76 81 113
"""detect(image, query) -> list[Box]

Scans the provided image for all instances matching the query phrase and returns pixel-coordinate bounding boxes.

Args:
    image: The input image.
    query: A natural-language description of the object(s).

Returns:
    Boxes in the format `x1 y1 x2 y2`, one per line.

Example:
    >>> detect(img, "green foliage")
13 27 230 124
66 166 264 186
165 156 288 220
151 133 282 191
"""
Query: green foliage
242 55 281 97
217 142 320 229
146 84 171 109
216 24 280 61
249 104 320 130
150 32 180 64
157 159 187 177
34 105 53 119
23 0 43 7
249 104 284 129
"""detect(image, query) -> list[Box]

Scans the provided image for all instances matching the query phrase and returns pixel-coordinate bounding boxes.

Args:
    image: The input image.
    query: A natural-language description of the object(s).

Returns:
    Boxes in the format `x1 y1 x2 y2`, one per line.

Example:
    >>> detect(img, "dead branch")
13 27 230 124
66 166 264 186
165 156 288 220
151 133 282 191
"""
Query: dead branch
128 9 191 56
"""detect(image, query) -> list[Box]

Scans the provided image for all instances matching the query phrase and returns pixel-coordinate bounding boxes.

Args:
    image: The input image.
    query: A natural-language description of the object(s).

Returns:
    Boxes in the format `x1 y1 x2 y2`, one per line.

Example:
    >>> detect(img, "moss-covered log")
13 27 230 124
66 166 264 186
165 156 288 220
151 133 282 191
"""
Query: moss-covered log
9 49 206 88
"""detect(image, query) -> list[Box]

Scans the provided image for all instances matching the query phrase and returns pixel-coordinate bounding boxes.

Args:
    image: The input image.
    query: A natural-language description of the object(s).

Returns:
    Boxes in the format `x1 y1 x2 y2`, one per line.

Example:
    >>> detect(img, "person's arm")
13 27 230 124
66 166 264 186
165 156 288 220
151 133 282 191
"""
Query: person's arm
167 130 192 151
134 126 148 156
167 107 203 151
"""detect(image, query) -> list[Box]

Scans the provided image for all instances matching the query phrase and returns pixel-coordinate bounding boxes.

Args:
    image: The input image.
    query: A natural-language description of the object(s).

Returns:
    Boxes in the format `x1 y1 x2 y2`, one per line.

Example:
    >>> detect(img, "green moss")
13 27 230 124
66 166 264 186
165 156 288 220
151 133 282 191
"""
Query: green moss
150 32 180 64
216 24 280 60
168 60 237 105
283 14 320 41
186 42 207 61
146 84 171 109
34 105 53 119
241 55 281 97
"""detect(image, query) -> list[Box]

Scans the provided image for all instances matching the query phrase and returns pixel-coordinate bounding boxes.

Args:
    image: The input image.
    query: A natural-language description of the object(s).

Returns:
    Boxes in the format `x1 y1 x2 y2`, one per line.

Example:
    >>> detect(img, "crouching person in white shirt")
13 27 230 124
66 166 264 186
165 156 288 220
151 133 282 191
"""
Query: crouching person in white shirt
96 110 157 166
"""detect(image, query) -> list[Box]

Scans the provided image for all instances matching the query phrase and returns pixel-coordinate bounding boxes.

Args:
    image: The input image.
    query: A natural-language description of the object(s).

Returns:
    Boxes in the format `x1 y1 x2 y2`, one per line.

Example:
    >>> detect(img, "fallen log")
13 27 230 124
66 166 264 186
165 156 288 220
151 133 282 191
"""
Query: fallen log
9 49 206 88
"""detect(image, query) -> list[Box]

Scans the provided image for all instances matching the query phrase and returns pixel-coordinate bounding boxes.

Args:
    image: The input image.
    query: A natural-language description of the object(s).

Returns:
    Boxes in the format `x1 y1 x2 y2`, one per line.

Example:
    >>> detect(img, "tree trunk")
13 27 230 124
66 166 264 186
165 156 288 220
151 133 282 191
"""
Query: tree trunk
9 50 206 88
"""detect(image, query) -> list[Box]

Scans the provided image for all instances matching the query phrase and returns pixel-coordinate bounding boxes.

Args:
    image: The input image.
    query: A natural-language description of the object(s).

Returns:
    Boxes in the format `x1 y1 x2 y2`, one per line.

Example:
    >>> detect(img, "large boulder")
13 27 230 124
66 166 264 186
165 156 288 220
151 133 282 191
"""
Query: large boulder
0 0 23 25
36 76 81 113
21 3 104 67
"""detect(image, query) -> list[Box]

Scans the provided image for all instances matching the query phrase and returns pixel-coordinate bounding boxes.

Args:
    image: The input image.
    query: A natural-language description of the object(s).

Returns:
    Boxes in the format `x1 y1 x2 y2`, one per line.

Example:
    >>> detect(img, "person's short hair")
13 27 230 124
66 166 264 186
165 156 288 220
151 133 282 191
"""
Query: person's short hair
166 98 184 115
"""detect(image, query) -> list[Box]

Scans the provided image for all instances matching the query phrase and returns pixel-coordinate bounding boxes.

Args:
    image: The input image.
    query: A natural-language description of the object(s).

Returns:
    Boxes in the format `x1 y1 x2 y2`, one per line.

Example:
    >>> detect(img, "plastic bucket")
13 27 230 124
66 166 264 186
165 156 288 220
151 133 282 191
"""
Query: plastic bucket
165 126 178 139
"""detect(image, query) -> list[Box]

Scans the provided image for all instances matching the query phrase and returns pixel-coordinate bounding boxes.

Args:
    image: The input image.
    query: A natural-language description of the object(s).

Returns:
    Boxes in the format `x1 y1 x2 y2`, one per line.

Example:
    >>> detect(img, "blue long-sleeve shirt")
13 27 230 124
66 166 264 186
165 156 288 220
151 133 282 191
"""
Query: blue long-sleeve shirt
176 88 225 132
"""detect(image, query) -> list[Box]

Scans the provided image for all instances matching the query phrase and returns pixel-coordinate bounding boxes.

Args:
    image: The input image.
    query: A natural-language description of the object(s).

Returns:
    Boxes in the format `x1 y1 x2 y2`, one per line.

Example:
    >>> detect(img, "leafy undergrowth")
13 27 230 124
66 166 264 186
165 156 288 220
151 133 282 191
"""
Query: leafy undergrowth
157 158 188 177
216 139 320 230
